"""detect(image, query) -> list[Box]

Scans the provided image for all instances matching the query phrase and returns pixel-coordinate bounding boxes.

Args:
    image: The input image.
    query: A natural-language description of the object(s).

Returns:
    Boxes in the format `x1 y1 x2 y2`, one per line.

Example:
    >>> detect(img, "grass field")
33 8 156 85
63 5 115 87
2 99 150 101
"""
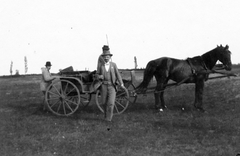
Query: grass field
1 68 240 156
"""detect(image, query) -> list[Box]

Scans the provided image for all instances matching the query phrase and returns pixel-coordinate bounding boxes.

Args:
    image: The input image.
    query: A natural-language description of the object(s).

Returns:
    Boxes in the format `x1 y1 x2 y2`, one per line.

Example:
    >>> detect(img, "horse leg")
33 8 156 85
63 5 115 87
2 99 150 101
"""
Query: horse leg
160 86 167 109
154 91 161 110
154 80 167 110
194 80 205 112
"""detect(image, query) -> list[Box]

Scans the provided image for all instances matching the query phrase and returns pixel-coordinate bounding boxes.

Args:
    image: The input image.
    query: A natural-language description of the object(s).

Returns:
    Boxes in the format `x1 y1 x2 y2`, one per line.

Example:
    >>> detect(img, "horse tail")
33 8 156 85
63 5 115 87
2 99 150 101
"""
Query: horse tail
136 60 157 93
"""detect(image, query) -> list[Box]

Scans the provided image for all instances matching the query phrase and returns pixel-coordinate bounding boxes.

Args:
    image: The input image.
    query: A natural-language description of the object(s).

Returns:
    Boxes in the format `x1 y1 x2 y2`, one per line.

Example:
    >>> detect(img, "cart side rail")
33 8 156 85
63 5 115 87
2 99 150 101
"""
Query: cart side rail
60 76 89 93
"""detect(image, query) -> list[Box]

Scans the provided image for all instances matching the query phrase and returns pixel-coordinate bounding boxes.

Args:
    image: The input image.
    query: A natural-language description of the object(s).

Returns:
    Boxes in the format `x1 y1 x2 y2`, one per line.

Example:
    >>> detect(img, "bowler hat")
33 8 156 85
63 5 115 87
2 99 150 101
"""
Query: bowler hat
45 61 52 66
101 45 112 56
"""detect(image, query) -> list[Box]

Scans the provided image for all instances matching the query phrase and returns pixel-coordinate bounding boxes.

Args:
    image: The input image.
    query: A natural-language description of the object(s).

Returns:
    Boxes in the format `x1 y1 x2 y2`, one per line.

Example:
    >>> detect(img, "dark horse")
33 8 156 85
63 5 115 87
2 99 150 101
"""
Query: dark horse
136 45 232 112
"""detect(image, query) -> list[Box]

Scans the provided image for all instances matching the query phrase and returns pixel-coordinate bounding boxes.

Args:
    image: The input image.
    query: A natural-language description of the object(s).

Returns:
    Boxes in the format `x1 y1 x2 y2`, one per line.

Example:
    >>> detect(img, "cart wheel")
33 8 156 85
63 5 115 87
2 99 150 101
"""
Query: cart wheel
95 86 129 115
125 83 137 104
45 79 80 116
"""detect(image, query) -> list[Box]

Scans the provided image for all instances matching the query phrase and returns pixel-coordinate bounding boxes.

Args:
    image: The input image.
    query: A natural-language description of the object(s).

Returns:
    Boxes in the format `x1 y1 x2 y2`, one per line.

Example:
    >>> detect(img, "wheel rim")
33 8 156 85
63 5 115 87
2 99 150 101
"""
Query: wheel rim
45 79 80 116
126 83 137 104
114 86 129 114
95 90 104 113
95 86 129 115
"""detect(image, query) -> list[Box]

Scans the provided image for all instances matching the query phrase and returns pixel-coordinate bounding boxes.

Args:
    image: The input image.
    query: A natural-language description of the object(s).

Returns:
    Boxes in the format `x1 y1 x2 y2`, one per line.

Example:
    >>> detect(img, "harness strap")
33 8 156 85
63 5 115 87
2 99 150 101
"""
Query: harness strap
199 56 209 71
187 56 209 75
186 58 196 75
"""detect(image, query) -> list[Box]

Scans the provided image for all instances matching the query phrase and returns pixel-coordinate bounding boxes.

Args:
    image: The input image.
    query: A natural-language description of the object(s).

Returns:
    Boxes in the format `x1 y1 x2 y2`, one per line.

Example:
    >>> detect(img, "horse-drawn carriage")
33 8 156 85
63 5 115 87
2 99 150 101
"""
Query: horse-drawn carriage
44 45 236 116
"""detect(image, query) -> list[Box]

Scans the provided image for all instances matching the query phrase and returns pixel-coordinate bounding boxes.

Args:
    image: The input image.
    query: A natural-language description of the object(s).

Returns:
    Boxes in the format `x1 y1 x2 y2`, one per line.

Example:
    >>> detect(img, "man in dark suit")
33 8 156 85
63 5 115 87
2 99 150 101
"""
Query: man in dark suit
97 45 124 121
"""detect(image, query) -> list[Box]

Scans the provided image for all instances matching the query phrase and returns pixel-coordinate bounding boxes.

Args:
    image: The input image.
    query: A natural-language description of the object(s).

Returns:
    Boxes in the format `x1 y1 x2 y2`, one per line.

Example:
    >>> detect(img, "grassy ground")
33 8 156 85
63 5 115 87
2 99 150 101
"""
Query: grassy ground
1 72 240 156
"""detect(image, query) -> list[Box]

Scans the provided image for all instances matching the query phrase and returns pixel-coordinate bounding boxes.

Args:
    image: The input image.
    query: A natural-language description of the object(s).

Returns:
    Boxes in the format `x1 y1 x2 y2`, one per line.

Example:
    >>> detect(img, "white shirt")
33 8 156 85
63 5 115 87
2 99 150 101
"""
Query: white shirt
105 62 110 72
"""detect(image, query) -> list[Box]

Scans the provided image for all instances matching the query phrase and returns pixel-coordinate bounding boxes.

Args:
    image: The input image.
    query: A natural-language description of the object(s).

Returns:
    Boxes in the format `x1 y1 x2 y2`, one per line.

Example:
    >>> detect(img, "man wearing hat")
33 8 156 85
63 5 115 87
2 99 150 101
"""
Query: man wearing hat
97 45 124 122
40 61 58 109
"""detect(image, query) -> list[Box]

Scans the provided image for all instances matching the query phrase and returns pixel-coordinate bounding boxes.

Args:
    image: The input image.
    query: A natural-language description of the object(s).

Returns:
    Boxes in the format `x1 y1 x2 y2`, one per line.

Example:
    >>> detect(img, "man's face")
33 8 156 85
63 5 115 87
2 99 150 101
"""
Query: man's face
46 66 51 70
103 55 111 63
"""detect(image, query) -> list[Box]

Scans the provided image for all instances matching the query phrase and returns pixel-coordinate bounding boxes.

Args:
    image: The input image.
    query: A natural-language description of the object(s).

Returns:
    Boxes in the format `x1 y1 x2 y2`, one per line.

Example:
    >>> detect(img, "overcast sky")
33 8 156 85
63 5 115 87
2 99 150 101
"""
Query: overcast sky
0 0 240 75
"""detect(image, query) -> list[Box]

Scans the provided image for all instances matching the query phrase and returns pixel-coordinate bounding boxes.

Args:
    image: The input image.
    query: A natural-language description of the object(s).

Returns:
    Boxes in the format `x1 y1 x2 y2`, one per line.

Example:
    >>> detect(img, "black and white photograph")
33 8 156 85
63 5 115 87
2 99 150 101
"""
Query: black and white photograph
0 0 240 155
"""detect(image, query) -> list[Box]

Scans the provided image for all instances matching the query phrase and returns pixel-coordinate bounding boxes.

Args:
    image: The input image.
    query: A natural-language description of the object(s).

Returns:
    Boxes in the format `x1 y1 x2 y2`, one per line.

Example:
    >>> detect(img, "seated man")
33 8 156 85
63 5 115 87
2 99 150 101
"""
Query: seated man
40 61 58 110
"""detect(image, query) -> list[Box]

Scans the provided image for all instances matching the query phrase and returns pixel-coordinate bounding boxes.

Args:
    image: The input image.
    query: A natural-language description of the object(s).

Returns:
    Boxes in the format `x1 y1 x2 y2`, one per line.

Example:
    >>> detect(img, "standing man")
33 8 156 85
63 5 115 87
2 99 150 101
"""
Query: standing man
40 61 57 109
97 45 124 122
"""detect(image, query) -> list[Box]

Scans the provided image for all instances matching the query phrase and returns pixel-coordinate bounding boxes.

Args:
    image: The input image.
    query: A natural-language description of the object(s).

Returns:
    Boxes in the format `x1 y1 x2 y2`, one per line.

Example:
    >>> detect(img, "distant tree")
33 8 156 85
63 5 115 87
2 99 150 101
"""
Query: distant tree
24 56 28 74
134 56 138 69
10 61 13 75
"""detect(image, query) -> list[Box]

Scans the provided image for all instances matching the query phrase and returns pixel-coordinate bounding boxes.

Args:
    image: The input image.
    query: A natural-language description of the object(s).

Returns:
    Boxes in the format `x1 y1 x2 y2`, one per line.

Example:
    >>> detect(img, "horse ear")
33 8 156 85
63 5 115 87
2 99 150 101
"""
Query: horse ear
225 45 229 50
220 44 223 47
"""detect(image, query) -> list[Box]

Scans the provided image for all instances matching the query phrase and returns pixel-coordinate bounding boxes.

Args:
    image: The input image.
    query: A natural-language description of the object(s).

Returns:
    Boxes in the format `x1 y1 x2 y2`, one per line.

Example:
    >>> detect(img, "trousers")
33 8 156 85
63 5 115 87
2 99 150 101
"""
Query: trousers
101 84 116 121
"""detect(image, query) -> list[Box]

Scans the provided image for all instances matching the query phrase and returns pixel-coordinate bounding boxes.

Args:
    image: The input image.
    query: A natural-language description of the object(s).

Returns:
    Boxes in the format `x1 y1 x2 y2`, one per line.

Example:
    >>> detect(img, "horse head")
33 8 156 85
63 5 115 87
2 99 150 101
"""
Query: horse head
216 45 232 71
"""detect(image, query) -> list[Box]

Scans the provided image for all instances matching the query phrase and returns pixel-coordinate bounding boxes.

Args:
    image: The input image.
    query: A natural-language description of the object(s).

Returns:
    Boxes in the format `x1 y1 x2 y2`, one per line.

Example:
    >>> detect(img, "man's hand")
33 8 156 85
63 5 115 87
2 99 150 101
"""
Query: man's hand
52 76 60 81
98 75 104 80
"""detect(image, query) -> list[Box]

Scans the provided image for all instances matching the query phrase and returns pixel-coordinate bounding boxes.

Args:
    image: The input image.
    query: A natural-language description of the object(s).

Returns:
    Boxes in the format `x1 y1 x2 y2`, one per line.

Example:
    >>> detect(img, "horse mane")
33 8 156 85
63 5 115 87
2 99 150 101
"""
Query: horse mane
200 46 221 70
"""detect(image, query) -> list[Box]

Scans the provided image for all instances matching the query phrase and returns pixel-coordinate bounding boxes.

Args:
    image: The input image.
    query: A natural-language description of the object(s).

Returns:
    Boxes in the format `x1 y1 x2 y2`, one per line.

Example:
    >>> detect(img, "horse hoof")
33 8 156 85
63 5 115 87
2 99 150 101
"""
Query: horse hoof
196 107 205 113
159 108 164 112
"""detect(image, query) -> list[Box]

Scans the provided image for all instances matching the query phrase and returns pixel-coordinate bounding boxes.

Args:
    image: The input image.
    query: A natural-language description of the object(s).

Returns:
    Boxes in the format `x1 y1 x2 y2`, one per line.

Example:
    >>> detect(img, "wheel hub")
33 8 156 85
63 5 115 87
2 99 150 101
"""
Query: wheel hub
60 94 66 101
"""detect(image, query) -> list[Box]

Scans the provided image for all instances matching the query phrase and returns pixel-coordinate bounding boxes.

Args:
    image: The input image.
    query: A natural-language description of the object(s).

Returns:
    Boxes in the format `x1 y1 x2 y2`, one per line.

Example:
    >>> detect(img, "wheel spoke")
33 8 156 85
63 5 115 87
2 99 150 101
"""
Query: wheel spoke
115 100 125 109
56 102 62 113
49 99 61 108
60 84 64 96
122 96 129 101
66 88 77 96
116 91 126 97
64 101 74 112
65 98 78 106
68 95 79 98
63 101 67 115
53 85 62 96
48 90 60 97
114 104 120 114
63 82 69 93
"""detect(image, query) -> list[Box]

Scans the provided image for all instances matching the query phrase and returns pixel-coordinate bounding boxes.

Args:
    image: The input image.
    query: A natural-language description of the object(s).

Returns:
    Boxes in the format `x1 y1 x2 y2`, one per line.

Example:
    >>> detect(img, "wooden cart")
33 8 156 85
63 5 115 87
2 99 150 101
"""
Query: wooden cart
44 70 130 116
